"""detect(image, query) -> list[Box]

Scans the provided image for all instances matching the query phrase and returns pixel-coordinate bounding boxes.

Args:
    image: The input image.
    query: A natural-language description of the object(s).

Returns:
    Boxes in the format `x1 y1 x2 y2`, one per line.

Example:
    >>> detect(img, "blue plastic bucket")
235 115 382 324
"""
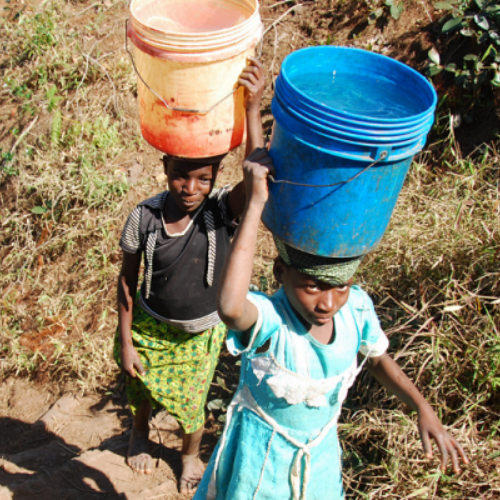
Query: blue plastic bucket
262 46 437 257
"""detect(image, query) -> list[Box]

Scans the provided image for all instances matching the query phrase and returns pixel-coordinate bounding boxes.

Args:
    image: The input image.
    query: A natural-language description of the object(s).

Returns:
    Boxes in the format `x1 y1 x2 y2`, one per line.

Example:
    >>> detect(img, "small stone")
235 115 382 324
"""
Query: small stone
127 162 143 185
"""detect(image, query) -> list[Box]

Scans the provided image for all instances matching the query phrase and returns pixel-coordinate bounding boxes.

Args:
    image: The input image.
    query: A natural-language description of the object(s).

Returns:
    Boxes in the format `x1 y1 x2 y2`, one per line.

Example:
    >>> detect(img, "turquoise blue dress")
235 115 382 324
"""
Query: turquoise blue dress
193 285 389 500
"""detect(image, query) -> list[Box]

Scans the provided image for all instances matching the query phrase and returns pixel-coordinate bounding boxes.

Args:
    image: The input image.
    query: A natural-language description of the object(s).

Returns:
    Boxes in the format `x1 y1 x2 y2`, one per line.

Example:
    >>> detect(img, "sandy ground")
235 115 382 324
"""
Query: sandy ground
0 379 196 500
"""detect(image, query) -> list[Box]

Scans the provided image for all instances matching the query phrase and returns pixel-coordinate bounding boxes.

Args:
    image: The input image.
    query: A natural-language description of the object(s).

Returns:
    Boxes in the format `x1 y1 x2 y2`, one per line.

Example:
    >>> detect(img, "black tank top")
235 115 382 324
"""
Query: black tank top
118 190 236 323
141 199 232 320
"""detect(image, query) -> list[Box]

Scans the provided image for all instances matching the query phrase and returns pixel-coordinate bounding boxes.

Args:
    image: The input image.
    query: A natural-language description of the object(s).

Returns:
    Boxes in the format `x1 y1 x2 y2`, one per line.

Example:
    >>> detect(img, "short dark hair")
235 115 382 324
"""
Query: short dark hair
162 154 226 168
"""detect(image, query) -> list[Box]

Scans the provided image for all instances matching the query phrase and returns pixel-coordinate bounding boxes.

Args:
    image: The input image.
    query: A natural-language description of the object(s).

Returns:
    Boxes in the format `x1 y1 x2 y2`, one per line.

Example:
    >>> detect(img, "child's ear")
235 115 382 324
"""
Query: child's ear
273 257 285 285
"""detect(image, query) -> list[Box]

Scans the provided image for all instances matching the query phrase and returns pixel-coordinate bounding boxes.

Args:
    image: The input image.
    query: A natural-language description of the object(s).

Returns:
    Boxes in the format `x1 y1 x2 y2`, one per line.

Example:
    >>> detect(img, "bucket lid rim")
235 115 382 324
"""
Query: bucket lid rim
274 79 436 134
128 24 262 61
273 95 434 143
271 100 432 159
130 24 262 47
271 122 427 162
279 46 438 125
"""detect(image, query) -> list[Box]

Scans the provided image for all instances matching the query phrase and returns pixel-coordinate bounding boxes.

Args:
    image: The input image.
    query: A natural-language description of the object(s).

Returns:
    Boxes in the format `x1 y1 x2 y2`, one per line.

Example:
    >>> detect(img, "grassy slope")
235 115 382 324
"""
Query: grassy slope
0 0 499 497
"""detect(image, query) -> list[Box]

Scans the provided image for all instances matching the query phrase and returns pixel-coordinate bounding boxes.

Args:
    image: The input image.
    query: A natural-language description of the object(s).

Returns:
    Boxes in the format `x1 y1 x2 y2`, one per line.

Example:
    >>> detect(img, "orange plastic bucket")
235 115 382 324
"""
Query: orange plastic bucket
127 0 263 158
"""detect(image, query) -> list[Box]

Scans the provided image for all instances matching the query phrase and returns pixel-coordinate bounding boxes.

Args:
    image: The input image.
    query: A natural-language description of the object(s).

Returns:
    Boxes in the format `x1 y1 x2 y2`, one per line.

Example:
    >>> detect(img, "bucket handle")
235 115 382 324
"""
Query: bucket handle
268 151 388 188
125 19 239 115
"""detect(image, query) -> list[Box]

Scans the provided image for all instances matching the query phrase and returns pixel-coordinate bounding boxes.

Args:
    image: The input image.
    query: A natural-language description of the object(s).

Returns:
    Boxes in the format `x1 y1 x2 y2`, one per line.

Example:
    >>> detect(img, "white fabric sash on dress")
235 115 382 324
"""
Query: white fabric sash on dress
207 300 372 500
207 353 370 500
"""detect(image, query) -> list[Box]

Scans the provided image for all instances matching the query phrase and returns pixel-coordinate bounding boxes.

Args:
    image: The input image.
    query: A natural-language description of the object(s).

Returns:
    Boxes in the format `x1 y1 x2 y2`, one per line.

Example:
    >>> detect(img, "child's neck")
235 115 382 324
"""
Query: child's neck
309 321 335 345
292 304 336 345
163 195 196 234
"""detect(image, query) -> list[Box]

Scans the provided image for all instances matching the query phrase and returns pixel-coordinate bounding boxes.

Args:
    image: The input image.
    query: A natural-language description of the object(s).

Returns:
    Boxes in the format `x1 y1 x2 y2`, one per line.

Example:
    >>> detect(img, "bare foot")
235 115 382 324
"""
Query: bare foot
127 428 153 474
180 454 205 496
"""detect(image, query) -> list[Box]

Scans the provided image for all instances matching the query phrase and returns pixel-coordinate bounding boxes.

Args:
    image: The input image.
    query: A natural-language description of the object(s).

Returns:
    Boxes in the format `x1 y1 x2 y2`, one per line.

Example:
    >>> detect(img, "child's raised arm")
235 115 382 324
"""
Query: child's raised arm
240 57 265 157
227 57 265 220
217 148 274 332
366 353 469 473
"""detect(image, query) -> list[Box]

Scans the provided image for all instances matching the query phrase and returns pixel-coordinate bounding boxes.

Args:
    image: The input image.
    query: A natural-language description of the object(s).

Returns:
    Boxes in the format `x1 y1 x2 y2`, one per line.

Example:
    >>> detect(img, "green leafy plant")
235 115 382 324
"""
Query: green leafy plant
0 149 15 176
368 0 404 24
50 110 62 146
385 0 404 20
18 11 57 60
428 0 500 92
31 206 48 215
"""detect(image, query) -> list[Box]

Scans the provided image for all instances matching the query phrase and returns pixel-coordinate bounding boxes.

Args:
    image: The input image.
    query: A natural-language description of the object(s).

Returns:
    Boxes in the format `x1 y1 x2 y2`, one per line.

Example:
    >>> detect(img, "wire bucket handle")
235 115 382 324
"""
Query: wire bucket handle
268 151 388 188
125 19 243 115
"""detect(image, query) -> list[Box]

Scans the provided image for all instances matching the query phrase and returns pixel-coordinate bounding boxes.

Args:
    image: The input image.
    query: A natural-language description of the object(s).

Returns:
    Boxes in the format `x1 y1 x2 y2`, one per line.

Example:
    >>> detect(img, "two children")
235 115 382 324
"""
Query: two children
191 148 468 499
115 58 265 494
118 53 468 498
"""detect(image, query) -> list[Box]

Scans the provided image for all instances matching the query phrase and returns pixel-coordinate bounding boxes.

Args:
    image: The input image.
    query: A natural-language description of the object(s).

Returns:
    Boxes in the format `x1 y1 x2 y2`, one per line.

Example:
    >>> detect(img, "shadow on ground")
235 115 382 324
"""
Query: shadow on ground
0 380 187 500
0 416 123 499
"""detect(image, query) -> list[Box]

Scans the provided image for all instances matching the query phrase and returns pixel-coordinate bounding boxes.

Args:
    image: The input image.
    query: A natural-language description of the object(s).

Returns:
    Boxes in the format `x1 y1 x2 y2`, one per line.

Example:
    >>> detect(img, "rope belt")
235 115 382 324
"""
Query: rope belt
238 385 341 500
206 351 372 500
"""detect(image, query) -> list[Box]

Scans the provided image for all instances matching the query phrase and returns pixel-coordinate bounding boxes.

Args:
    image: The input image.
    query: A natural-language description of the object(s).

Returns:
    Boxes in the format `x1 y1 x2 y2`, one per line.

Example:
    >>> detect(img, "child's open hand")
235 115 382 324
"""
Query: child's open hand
120 344 146 379
418 405 469 473
243 147 274 207
239 57 265 112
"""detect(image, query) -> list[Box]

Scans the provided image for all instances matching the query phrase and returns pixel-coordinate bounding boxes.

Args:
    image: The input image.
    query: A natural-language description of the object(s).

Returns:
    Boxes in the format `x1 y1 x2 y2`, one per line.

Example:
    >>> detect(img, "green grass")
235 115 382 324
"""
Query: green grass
0 0 137 390
339 146 500 498
0 0 499 497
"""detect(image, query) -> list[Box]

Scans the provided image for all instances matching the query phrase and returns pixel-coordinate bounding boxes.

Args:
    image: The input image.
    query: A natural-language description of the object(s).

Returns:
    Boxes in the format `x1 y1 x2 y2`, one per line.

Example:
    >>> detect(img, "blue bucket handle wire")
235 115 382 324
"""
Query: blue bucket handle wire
268 151 387 188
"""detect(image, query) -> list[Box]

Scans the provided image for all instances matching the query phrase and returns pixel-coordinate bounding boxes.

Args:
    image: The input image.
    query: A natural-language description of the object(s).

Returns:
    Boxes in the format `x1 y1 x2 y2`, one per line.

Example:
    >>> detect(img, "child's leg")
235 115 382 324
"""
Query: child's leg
114 328 154 474
180 425 205 495
127 398 153 474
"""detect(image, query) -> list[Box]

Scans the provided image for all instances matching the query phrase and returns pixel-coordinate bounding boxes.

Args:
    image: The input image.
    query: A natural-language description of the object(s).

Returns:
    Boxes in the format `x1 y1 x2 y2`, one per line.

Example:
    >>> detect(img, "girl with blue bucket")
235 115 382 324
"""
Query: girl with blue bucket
193 147 468 500
192 47 469 500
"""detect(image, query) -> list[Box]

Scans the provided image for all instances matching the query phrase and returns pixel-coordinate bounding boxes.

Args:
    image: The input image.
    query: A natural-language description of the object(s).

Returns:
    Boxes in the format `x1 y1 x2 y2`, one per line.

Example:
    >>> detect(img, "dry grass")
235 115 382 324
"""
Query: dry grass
335 146 500 498
0 0 499 498
0 0 139 390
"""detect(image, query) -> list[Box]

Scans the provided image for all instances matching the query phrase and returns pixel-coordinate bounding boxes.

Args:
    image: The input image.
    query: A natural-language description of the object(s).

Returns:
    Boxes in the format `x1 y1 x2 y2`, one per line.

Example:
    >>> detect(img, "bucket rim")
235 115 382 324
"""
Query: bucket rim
128 23 262 62
274 77 435 137
275 73 435 132
130 0 260 39
130 13 260 43
280 46 438 126
272 106 428 162
129 25 261 48
272 94 434 149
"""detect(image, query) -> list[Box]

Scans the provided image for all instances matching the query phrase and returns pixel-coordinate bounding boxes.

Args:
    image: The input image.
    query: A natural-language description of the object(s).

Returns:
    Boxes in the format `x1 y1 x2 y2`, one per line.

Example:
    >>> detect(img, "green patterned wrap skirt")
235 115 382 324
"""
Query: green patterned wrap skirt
114 304 226 433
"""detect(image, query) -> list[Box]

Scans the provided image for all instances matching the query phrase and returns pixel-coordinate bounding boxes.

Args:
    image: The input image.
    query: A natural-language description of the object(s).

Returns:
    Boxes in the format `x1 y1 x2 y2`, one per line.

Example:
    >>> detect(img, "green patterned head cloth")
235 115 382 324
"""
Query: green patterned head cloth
274 237 363 286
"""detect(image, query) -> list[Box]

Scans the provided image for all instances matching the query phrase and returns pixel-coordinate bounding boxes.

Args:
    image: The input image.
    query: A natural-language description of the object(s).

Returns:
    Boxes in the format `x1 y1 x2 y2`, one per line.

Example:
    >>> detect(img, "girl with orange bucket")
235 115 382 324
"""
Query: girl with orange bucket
116 0 264 494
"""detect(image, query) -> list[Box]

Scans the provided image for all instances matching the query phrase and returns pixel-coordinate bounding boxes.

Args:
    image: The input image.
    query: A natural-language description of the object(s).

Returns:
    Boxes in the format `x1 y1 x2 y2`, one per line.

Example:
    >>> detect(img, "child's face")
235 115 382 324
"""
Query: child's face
165 158 219 213
274 259 352 328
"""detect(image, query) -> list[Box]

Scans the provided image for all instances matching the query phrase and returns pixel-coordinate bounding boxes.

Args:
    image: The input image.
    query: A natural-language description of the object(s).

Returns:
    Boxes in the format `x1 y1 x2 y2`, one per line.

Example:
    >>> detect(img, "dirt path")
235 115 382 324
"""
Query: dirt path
0 379 196 500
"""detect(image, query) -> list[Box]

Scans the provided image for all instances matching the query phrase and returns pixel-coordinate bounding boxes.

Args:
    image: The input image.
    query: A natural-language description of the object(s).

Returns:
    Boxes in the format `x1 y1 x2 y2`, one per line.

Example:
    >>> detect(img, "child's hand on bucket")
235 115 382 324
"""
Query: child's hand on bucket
417 405 469 473
243 147 274 207
239 57 265 112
